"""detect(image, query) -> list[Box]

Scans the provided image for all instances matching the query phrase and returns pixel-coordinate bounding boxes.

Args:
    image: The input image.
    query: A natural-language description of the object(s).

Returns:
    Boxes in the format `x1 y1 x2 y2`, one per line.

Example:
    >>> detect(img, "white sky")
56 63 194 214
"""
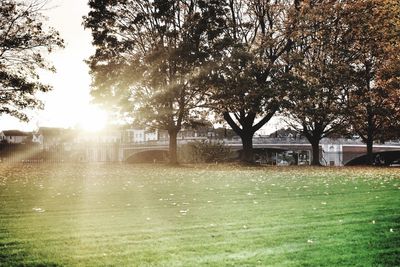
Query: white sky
0 0 283 134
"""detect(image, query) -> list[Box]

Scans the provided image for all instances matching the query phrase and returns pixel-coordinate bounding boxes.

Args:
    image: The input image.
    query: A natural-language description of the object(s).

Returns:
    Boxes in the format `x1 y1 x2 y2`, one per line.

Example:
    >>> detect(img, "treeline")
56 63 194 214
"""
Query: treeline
83 0 399 165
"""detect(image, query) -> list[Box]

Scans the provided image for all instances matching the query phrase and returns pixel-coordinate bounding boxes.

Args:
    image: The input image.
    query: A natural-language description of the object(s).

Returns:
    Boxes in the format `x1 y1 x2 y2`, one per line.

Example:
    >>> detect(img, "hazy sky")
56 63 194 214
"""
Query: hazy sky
0 0 107 131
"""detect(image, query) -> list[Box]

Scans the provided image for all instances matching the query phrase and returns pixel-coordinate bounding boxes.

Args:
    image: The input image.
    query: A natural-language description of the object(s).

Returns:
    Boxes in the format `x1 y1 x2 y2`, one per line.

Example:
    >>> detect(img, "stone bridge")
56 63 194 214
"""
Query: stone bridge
120 139 400 166
119 141 312 162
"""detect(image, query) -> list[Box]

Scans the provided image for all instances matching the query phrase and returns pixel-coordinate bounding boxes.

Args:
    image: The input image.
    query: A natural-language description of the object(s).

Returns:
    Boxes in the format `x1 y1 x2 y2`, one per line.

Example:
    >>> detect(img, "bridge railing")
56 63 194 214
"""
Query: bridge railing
119 136 400 148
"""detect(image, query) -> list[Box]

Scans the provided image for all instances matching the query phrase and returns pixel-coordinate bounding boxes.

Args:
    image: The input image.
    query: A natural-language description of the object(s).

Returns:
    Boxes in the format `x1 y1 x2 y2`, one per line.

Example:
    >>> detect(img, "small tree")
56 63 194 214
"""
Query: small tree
179 140 231 163
0 0 63 121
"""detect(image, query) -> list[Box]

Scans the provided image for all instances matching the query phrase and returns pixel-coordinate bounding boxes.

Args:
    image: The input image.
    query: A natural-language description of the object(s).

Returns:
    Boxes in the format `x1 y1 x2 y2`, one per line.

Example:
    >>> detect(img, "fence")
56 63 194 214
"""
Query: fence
0 143 120 163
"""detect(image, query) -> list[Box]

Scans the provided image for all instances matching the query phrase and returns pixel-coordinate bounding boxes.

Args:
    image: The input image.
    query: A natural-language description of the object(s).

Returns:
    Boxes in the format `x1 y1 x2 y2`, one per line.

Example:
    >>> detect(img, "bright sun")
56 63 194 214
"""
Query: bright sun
78 106 108 132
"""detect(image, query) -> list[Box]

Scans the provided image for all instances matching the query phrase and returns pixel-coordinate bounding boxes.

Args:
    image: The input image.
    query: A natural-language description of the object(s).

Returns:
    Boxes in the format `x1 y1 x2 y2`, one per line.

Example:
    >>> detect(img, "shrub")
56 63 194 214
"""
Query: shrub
179 140 232 163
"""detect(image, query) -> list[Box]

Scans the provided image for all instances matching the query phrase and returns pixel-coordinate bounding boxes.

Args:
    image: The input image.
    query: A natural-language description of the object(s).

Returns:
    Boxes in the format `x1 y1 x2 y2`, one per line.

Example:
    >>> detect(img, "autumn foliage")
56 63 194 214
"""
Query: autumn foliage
83 0 399 164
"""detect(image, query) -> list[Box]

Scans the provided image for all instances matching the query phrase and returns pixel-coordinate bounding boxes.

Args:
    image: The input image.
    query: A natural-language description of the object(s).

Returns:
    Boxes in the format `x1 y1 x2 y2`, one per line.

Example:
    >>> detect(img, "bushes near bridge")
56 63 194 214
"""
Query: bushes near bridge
179 140 233 163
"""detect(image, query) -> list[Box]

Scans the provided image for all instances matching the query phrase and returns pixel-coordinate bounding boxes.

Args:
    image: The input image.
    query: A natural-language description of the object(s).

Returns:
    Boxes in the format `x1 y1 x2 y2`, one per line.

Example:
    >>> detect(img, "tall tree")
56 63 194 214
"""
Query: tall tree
206 0 301 163
372 0 400 142
284 0 354 165
84 0 225 164
345 0 400 164
0 0 63 121
376 44 400 141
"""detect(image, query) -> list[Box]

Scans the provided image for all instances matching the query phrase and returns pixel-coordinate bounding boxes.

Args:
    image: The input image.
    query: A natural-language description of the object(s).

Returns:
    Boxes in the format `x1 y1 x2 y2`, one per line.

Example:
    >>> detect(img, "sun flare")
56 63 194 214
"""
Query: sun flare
78 106 108 132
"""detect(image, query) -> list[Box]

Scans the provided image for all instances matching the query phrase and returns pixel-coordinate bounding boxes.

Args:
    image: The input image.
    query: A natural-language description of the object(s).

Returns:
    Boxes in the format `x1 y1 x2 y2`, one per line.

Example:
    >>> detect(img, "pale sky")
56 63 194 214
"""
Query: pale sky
0 0 282 134
0 0 107 131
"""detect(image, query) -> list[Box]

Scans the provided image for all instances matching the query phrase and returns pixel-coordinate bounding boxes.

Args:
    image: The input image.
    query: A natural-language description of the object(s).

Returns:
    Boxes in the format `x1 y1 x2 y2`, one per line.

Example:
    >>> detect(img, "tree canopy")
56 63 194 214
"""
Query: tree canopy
284 0 356 165
0 0 63 121
84 0 226 164
84 0 399 165
205 0 302 163
344 0 400 163
281 0 400 165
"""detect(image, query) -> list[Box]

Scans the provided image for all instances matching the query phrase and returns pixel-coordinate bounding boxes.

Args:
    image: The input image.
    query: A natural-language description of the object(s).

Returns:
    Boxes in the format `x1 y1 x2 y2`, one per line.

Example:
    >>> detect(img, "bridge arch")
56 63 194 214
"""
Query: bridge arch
125 149 169 163
345 150 400 166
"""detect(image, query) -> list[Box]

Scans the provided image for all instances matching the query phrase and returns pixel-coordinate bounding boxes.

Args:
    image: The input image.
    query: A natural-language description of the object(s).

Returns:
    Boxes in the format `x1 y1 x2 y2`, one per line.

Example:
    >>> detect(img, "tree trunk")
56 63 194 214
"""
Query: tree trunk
310 139 321 166
240 133 254 164
168 129 178 165
366 138 373 165
222 111 275 164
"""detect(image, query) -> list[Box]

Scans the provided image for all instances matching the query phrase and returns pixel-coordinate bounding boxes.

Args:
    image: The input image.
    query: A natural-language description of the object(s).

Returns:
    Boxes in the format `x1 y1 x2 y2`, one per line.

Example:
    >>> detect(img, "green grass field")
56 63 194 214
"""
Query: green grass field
0 164 399 266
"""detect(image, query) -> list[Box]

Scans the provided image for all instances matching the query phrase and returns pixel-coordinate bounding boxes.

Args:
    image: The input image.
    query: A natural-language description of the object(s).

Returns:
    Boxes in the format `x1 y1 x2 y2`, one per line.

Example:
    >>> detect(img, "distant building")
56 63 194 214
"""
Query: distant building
178 128 209 140
176 126 224 140
213 127 237 140
75 129 121 144
34 127 74 150
122 128 160 143
322 144 343 166
0 131 5 142
157 130 169 141
1 130 31 144
71 129 121 162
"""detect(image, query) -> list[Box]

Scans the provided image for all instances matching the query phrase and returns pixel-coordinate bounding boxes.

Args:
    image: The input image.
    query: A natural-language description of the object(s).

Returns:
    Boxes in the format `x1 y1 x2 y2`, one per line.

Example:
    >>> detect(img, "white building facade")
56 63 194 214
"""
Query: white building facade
322 144 343 166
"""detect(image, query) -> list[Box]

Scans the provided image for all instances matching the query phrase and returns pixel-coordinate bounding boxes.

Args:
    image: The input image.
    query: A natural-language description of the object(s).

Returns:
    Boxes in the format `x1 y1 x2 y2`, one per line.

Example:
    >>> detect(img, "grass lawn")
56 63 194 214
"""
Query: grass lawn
0 163 399 266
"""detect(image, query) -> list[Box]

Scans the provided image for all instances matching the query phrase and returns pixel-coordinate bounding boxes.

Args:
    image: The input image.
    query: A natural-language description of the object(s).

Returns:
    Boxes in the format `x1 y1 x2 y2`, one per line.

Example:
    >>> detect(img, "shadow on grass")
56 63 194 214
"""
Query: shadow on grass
0 241 62 267
373 227 400 266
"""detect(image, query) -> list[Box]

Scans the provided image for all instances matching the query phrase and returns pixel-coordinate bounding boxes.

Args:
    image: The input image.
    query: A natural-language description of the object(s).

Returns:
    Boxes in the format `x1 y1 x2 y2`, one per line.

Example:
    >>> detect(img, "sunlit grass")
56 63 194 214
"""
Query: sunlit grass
0 164 399 266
